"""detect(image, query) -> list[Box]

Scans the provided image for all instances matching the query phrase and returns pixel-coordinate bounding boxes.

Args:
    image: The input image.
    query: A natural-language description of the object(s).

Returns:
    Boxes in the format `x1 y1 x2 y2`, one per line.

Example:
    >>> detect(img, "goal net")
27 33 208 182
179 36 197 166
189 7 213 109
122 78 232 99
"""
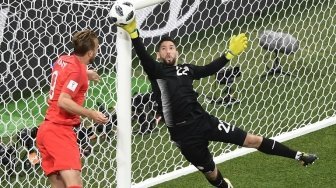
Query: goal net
0 0 335 187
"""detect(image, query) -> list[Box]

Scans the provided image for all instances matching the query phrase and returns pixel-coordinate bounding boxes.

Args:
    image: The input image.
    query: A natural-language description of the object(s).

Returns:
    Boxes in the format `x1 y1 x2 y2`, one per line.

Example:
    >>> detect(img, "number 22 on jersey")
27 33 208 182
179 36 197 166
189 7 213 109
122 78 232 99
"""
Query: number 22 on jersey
176 66 189 76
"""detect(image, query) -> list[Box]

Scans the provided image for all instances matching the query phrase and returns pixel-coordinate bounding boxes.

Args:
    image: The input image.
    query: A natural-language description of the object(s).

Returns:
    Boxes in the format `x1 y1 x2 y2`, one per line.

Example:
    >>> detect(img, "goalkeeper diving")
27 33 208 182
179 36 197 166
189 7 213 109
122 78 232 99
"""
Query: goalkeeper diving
118 19 318 188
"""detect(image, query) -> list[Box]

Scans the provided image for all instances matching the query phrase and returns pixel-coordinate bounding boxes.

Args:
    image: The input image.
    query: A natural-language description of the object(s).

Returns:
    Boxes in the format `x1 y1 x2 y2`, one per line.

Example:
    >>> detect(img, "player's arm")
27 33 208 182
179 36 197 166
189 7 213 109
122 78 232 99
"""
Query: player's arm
58 93 107 124
58 93 90 117
191 56 230 79
118 19 159 77
59 72 108 124
192 33 248 79
87 69 100 83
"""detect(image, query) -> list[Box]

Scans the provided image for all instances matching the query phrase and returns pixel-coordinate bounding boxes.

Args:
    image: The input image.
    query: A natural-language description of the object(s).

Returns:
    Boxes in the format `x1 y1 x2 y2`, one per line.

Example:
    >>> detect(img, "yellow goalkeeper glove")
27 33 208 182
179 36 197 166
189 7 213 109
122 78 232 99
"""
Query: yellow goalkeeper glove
225 33 248 60
118 19 139 39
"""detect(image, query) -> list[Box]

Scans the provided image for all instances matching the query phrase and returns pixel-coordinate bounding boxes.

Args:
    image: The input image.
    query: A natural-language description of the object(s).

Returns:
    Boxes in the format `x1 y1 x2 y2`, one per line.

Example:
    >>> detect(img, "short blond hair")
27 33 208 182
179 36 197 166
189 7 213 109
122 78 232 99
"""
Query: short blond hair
72 29 98 56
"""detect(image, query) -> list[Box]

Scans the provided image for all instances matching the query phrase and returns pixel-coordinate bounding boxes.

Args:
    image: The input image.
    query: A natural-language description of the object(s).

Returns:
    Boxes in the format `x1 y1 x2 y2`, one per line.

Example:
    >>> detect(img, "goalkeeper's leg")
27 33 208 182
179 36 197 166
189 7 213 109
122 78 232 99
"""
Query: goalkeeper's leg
204 166 233 188
243 133 317 166
205 116 317 166
175 140 233 188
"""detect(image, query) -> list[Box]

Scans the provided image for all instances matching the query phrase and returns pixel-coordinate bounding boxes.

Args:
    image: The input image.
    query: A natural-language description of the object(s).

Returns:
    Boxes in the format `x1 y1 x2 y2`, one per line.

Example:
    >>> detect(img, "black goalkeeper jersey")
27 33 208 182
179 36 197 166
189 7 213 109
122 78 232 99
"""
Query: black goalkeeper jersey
132 37 230 127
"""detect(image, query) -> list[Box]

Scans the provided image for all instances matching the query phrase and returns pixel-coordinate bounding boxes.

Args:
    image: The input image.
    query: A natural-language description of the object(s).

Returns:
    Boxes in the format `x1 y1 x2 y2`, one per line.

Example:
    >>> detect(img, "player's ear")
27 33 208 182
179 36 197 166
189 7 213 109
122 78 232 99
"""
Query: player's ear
87 50 94 58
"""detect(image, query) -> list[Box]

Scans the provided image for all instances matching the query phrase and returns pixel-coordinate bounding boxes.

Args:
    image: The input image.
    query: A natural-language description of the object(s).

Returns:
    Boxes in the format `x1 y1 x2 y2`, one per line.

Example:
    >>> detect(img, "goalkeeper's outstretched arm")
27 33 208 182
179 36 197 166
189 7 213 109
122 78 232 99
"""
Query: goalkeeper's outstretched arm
192 33 248 79
117 19 248 80
132 37 160 77
118 20 159 77
191 56 230 79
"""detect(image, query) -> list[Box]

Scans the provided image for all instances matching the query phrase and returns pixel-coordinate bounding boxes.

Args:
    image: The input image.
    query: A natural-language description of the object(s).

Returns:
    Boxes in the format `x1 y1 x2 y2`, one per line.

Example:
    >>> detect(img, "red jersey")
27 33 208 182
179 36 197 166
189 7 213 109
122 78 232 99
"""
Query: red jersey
45 54 89 126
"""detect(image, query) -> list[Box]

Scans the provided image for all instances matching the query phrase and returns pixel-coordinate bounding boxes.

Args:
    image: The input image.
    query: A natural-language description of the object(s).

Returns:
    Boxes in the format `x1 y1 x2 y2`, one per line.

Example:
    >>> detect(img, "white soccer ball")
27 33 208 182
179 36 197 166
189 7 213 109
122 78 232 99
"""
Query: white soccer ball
108 1 135 25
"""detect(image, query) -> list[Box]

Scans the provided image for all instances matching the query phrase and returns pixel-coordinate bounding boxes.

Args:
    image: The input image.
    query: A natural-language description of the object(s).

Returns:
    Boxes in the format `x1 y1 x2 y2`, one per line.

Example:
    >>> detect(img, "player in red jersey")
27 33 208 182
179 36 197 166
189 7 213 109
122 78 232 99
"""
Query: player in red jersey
36 29 108 188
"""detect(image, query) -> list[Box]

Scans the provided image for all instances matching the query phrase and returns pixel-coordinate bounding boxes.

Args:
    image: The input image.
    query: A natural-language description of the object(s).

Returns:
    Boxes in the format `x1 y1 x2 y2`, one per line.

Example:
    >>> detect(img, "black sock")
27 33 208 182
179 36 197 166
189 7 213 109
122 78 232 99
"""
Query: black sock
206 169 228 188
258 137 297 159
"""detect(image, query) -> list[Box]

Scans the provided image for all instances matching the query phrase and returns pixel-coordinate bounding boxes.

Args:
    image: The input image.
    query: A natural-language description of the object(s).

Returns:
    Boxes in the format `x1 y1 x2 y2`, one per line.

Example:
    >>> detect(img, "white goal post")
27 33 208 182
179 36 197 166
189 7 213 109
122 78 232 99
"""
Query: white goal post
116 1 167 187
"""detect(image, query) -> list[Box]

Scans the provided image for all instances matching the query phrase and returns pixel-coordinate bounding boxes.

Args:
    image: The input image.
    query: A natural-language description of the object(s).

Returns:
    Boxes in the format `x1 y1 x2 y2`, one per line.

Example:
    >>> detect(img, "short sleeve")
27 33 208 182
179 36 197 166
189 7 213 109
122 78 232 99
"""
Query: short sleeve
61 72 82 98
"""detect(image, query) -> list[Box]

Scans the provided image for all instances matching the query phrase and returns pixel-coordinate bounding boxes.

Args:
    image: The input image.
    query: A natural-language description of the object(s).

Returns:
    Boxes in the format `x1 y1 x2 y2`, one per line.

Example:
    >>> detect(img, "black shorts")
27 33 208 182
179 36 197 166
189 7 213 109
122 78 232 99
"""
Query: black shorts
168 113 247 173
